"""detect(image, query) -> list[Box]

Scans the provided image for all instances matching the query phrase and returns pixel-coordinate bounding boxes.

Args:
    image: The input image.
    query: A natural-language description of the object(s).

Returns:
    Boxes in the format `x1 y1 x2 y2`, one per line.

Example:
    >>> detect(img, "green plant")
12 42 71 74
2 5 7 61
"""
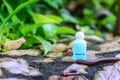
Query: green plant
0 0 76 55
0 0 118 55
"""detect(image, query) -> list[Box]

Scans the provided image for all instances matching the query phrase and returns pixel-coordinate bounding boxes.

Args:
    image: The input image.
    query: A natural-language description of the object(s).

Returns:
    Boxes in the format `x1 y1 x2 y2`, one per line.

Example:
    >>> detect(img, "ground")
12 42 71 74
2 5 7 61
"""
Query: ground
0 36 120 80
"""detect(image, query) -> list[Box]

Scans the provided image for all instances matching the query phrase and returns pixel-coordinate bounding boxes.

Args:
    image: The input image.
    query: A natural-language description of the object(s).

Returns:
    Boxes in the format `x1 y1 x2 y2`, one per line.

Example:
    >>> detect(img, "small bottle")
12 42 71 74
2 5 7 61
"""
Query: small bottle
72 31 87 60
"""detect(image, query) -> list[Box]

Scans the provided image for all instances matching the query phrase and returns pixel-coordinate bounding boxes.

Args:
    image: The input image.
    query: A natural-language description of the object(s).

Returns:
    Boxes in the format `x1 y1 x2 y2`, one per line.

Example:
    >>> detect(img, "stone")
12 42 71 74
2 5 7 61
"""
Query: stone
94 54 120 80
75 76 88 80
115 54 120 58
59 76 87 80
0 69 3 76
86 41 120 55
87 51 98 59
68 41 74 48
61 56 73 62
63 63 88 74
0 49 41 56
87 42 100 51
50 43 70 52
0 58 41 76
59 76 76 80
3 37 26 51
33 58 54 63
99 42 120 50
0 78 26 80
48 75 60 80
85 36 104 43
46 52 63 59
95 42 120 54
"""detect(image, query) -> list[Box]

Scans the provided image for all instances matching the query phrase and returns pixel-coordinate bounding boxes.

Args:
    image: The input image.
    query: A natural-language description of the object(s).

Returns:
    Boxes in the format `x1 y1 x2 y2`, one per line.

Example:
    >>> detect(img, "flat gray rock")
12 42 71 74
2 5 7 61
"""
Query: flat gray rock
0 78 26 80
63 63 88 74
0 49 41 56
94 54 120 80
0 58 41 76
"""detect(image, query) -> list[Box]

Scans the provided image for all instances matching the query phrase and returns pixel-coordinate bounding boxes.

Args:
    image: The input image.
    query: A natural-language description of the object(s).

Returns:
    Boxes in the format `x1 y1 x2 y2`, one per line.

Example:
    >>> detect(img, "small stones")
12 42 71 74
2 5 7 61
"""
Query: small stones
0 37 120 80
0 49 41 56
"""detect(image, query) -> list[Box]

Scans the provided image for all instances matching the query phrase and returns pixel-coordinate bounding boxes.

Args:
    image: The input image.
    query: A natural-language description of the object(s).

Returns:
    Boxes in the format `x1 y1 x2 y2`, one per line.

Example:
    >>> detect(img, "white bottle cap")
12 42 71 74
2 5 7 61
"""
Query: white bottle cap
75 31 85 39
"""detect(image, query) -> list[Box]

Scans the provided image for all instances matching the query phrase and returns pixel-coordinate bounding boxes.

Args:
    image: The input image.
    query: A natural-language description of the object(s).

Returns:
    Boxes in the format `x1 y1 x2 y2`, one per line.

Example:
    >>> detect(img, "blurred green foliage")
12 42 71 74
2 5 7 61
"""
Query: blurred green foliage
0 0 118 54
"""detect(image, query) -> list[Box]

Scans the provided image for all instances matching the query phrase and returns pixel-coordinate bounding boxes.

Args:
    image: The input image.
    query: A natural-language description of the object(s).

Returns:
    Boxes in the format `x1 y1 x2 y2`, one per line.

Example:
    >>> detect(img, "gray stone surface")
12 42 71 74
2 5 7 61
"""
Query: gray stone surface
0 78 26 80
0 49 41 56
63 63 88 74
94 54 120 80
0 58 41 76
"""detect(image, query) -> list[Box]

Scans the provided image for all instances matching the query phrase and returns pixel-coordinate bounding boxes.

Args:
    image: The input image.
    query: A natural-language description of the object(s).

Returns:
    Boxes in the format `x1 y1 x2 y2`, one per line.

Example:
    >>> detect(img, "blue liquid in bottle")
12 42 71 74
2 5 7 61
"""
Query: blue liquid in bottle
72 31 86 60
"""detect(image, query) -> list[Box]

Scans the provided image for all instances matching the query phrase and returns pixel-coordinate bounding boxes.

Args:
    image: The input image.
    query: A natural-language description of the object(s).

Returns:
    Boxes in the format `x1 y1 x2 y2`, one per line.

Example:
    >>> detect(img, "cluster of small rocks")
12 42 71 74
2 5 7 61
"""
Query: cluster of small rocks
0 49 42 80
0 36 120 80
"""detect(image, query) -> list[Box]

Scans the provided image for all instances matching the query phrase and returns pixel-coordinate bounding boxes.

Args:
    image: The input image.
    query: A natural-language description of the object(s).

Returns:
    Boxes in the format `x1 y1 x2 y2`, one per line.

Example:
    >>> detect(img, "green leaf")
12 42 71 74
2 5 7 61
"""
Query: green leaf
56 26 76 34
42 24 58 43
46 15 62 22
2 23 11 34
42 24 57 37
0 0 39 35
101 13 116 25
44 0 58 9
0 11 4 22
83 8 95 18
32 13 62 24
33 36 51 55
80 26 91 33
21 24 41 35
21 36 36 48
60 9 78 23
3 0 21 24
